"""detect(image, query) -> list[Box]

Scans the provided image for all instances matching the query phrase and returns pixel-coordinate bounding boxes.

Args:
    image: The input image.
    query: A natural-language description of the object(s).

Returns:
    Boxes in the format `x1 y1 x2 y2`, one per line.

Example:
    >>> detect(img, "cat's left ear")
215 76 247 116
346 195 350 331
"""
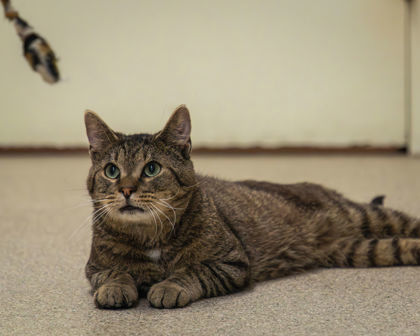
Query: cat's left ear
158 105 192 159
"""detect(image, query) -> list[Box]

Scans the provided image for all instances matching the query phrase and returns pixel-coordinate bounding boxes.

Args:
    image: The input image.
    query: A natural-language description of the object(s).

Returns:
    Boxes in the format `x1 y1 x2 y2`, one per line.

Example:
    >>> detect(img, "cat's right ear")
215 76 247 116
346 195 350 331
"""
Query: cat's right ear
84 110 118 158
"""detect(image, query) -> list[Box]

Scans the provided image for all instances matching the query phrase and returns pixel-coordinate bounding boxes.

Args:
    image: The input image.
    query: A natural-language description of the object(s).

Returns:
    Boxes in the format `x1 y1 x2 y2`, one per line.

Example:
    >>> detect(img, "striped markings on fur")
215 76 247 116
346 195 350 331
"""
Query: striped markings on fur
84 107 420 310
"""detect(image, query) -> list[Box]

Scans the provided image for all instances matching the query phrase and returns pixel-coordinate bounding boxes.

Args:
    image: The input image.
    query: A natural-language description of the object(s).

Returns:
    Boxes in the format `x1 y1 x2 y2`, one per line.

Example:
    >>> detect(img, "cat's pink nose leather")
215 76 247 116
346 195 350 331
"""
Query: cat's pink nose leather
120 187 136 198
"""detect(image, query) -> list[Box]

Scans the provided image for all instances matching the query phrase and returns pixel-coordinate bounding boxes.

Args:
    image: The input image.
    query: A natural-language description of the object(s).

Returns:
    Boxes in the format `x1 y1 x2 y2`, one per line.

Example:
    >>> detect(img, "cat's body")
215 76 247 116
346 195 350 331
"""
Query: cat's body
84 106 420 309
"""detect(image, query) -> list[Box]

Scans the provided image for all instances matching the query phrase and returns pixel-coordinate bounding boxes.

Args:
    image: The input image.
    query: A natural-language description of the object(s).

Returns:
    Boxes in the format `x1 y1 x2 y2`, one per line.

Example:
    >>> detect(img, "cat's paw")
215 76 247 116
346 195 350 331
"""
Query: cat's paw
147 281 191 308
94 284 138 309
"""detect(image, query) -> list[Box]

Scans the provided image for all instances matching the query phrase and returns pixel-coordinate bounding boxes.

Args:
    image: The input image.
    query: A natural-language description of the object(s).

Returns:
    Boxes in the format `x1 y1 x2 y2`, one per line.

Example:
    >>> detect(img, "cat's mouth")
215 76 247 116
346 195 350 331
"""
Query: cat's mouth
119 205 145 213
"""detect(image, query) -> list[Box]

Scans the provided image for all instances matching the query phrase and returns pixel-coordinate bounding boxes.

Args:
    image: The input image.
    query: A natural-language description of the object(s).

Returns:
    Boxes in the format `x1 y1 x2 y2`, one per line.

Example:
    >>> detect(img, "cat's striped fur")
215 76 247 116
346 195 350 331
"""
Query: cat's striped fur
84 106 420 309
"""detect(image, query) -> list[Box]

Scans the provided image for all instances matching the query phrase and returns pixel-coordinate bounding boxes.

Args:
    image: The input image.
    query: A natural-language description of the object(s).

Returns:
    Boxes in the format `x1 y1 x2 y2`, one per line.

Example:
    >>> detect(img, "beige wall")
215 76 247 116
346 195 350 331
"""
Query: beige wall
411 0 420 154
0 0 406 148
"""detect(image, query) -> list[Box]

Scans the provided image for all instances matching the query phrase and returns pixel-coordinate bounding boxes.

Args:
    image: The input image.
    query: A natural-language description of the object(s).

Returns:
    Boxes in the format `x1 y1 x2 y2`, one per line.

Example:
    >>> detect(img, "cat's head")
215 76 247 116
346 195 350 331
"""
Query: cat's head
84 105 196 230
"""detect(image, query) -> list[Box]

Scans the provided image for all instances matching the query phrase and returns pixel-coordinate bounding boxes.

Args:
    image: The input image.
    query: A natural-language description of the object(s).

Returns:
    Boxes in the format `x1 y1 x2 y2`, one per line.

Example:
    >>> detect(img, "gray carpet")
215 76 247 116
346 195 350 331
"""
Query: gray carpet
1 154 420 336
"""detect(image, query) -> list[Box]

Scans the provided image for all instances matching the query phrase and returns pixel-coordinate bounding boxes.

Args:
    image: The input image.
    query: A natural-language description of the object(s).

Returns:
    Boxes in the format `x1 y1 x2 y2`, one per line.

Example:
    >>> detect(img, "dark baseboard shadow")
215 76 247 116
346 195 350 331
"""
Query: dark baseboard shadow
0 145 407 155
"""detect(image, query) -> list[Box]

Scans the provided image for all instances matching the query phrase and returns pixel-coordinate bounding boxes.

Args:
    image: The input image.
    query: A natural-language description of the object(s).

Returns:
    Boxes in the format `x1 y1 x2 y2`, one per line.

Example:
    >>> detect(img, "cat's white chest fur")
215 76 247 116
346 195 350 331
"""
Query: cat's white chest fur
145 248 161 262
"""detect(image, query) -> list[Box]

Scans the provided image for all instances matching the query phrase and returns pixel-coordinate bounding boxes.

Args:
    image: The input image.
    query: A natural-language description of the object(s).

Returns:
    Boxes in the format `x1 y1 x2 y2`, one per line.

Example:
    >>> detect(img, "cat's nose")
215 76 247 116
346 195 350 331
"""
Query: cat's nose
120 186 137 199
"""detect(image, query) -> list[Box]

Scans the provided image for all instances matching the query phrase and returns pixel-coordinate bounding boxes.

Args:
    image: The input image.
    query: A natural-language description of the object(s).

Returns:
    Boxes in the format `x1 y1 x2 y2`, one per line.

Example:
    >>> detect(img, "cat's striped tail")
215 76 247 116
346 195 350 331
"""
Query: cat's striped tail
327 200 420 267
344 200 420 239
330 237 420 267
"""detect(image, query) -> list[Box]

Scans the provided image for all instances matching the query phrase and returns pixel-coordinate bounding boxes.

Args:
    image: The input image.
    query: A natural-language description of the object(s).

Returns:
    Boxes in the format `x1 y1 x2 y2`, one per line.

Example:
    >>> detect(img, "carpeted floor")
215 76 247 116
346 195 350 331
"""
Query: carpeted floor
1 154 420 336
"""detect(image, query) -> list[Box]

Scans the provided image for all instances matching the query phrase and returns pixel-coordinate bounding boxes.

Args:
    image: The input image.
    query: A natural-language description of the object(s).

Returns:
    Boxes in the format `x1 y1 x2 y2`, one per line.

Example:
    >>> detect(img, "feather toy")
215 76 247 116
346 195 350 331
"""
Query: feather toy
1 0 60 84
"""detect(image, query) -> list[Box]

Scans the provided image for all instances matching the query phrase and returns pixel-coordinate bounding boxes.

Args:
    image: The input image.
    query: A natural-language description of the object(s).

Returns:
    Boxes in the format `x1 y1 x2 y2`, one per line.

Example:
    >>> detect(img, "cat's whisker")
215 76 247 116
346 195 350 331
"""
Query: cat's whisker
150 203 175 233
92 196 117 204
160 180 203 201
68 201 112 240
93 202 113 212
160 188 183 201
66 202 93 211
156 199 185 211
92 197 116 207
101 206 113 221
68 216 92 241
87 203 114 225
92 204 112 222
145 204 159 243
65 196 102 211
160 181 203 202
92 202 113 211
148 205 164 242
68 205 108 241
155 199 177 224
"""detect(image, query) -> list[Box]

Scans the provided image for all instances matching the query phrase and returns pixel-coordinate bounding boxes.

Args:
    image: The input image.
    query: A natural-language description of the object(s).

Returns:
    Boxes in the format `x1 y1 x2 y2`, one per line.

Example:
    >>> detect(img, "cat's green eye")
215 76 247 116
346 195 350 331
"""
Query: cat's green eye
143 162 161 177
104 164 120 179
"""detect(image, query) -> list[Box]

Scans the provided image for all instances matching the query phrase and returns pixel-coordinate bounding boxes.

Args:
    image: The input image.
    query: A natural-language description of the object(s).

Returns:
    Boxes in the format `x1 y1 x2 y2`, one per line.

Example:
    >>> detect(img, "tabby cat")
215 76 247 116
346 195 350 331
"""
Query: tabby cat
85 105 420 309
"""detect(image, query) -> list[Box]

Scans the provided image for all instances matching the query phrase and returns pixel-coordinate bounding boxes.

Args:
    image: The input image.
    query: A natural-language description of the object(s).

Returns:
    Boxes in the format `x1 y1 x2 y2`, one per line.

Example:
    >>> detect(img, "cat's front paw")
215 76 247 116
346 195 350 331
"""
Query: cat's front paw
147 281 191 308
94 284 138 309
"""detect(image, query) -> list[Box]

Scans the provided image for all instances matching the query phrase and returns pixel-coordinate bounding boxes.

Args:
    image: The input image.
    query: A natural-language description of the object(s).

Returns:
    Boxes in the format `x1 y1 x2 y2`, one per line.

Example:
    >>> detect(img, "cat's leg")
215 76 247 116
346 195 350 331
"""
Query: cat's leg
328 237 420 267
89 270 138 309
147 261 250 309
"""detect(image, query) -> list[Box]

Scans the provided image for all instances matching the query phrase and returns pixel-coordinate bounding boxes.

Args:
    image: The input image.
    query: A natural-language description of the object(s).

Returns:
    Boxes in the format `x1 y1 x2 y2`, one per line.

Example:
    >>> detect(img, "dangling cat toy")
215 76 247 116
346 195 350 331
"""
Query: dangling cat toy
1 0 60 84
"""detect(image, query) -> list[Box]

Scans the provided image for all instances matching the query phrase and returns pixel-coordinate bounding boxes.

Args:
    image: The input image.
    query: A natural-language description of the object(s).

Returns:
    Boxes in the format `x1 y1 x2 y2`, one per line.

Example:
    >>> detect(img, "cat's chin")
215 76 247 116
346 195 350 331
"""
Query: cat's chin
110 210 155 225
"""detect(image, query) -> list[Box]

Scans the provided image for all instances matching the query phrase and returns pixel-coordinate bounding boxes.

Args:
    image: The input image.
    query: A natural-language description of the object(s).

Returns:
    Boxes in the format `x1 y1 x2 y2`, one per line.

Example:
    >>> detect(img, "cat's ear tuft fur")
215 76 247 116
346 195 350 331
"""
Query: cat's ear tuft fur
84 110 118 158
158 105 192 158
